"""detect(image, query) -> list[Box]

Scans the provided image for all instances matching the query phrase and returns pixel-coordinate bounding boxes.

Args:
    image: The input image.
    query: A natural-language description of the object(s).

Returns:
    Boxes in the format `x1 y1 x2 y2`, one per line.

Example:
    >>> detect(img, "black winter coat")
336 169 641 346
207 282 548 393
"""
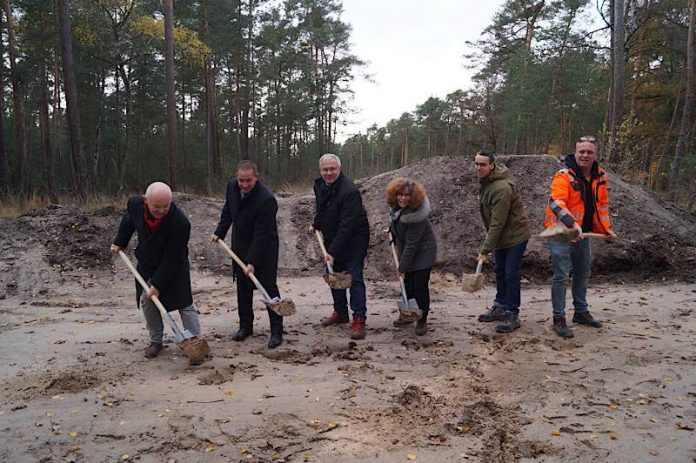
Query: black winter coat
214 179 279 291
389 197 437 273
113 196 193 312
312 173 370 261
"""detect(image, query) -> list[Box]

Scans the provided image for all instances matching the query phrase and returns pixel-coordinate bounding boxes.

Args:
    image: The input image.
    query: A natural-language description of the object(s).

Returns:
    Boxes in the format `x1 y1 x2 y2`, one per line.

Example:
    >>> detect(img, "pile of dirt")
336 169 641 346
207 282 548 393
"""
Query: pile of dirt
356 155 696 281
1 155 694 295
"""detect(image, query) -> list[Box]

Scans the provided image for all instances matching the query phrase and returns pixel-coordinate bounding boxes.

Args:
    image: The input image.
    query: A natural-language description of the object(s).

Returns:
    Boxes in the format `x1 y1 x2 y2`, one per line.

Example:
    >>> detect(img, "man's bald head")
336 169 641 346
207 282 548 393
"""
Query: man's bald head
144 182 172 219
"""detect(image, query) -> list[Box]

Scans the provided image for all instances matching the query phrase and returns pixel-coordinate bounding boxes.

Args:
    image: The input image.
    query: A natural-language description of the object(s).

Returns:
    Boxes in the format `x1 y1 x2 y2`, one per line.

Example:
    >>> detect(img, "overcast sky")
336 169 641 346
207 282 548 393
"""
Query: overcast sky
337 0 503 140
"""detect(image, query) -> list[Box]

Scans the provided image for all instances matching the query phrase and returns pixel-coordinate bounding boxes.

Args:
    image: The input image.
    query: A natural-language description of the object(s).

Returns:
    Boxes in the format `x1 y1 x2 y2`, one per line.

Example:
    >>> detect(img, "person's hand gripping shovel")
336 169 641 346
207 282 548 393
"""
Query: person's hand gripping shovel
215 240 296 316
116 251 209 365
388 231 422 322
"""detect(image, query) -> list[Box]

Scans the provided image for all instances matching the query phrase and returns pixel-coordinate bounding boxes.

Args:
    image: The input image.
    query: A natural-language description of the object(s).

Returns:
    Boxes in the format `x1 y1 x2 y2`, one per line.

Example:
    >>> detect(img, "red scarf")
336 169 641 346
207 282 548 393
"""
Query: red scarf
143 199 165 231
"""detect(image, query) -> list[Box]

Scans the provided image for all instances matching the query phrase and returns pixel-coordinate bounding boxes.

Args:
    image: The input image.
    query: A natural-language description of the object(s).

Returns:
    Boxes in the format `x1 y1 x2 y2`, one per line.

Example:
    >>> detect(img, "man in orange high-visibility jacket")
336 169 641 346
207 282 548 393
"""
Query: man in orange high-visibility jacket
544 136 617 339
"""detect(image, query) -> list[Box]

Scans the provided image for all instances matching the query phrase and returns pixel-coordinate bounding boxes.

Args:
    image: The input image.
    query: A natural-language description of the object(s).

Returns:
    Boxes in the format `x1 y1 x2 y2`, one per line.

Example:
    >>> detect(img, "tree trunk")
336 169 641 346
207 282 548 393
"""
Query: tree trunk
201 0 220 193
39 62 57 202
3 0 27 196
56 0 89 199
667 0 695 199
608 0 626 162
0 9 6 196
163 0 178 189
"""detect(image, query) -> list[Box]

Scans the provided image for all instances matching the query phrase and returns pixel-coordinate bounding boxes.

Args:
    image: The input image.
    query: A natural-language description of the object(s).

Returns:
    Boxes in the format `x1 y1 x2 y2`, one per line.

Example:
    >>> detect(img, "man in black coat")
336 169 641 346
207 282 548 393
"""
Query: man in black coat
212 160 284 348
111 182 201 359
310 153 370 340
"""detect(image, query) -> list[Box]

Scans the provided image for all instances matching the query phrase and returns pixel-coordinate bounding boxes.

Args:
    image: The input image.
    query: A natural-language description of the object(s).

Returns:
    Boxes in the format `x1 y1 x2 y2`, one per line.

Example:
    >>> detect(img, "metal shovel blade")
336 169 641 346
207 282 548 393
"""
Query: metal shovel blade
397 298 422 321
263 296 297 316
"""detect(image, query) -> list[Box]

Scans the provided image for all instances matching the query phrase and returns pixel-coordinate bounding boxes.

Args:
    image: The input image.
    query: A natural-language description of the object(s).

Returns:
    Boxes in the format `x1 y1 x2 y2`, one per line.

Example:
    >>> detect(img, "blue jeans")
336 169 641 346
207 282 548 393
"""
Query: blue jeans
492 240 528 314
548 239 591 317
330 259 367 319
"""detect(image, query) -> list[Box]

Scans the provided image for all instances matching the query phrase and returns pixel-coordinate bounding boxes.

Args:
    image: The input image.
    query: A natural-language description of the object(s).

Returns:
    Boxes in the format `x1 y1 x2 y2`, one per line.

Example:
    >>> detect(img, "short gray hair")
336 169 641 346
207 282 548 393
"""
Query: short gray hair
319 153 341 167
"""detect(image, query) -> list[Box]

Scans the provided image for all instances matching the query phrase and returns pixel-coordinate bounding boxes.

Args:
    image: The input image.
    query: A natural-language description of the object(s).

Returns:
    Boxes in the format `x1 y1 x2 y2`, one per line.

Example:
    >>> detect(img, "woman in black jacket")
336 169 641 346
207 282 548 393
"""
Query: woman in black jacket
386 178 437 336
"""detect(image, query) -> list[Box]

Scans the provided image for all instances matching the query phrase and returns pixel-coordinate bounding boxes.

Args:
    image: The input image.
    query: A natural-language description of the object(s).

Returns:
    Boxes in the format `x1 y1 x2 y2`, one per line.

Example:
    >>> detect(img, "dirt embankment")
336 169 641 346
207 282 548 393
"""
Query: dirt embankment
1 155 695 299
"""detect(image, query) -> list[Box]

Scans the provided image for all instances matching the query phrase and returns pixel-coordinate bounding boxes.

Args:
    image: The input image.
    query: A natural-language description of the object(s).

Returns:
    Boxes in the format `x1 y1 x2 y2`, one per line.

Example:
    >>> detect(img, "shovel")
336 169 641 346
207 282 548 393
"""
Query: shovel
540 224 614 242
314 230 352 289
388 232 422 322
215 240 296 316
462 258 486 293
117 251 209 365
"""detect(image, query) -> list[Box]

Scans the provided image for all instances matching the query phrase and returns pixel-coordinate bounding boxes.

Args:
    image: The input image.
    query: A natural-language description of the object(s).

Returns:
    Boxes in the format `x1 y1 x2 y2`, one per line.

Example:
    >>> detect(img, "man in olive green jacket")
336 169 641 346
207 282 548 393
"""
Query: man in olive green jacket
474 150 532 333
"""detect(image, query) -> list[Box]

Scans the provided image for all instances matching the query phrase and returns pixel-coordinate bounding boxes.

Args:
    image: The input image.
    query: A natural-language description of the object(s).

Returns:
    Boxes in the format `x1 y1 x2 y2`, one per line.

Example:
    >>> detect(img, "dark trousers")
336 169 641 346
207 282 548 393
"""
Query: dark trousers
492 240 528 314
404 268 431 321
237 277 283 333
330 259 367 319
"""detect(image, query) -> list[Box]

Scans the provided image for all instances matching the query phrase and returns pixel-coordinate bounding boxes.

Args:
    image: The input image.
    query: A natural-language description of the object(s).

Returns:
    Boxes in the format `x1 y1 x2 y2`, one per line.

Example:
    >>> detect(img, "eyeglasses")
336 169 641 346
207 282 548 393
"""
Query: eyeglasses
578 135 597 143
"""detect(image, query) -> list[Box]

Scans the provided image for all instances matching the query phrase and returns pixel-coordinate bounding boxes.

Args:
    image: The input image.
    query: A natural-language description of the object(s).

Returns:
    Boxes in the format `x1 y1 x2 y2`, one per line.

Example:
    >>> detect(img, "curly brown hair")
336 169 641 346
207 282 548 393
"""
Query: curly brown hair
385 177 427 209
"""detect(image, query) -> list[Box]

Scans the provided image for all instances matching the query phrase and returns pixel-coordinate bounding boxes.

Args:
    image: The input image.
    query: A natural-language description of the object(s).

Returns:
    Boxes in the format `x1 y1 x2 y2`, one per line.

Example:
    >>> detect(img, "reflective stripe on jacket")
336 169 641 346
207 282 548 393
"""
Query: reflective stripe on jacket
544 163 611 234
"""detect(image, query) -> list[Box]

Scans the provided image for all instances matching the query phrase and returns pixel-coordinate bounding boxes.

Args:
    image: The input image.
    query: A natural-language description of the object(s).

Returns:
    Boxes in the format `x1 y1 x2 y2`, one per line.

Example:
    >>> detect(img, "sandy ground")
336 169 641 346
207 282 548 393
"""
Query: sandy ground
1 269 695 463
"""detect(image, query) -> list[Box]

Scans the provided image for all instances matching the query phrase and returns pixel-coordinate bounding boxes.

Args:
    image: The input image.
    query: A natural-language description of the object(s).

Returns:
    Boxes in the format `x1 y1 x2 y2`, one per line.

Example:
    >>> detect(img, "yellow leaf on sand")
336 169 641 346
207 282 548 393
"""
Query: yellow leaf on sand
407 454 416 461
551 430 561 436
68 431 78 437
205 445 215 453
225 390 235 397
609 432 619 440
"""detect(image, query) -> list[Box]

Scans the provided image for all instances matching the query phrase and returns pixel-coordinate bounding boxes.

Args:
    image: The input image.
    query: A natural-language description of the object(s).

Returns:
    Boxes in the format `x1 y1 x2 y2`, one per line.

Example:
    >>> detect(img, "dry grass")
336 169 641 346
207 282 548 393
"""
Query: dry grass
0 194 127 219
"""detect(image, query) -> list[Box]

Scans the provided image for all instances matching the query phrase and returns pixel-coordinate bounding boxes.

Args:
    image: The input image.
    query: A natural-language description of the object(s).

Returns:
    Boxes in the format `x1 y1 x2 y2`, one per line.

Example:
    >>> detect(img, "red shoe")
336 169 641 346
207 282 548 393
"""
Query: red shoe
321 310 349 327
350 317 366 340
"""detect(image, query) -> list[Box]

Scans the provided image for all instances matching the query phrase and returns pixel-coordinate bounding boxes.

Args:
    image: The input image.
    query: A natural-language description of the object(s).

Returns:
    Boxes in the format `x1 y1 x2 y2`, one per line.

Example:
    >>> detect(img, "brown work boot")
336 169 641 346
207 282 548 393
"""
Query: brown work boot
321 310 349 327
144 342 163 358
350 317 366 340
572 311 602 328
552 316 574 339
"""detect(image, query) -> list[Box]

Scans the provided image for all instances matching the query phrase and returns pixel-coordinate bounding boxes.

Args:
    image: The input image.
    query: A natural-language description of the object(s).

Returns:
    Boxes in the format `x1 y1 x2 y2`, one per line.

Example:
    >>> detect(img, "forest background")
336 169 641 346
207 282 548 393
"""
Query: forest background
0 0 694 212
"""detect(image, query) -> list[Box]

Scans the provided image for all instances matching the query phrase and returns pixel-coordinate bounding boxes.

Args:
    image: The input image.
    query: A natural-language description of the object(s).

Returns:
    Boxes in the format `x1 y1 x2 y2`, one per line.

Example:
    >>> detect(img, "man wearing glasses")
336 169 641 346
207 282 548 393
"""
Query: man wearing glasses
310 153 370 340
544 136 617 338
474 150 532 333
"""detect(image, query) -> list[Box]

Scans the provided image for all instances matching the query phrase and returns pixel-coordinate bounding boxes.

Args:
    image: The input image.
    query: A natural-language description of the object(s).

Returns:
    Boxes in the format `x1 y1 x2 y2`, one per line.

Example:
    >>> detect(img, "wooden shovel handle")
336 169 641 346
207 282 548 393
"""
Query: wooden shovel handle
314 230 335 274
117 250 169 318
388 231 401 270
216 240 273 301
584 232 614 239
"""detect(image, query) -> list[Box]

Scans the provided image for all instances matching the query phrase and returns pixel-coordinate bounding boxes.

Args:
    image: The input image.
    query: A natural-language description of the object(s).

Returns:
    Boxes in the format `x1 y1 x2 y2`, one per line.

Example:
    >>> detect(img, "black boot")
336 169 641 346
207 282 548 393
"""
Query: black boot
572 311 602 327
414 311 428 336
496 311 521 333
232 326 253 342
478 306 507 322
267 309 283 348
268 323 283 349
553 316 574 338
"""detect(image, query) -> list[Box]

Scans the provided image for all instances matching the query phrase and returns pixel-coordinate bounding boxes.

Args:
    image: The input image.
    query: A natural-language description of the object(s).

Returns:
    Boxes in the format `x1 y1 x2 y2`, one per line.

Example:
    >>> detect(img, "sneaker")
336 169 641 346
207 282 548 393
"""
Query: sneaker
478 306 507 322
496 312 521 333
414 319 428 336
350 317 366 340
393 317 414 327
572 311 602 328
144 342 163 358
321 310 349 327
552 316 574 338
